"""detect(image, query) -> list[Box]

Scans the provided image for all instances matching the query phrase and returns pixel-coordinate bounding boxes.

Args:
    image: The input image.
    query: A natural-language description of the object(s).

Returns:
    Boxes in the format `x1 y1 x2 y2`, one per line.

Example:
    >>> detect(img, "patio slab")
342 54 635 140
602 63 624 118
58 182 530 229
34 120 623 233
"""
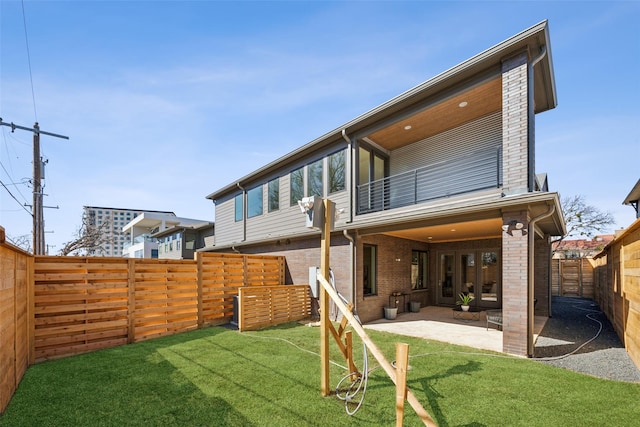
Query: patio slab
363 305 547 354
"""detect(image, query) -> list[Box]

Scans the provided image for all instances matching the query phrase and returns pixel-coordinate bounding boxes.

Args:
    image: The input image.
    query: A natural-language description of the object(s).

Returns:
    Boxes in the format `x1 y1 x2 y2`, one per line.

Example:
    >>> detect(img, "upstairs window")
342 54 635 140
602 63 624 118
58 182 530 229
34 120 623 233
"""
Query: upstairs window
247 185 263 218
234 194 243 222
307 159 324 197
290 167 304 206
268 178 279 212
328 150 345 193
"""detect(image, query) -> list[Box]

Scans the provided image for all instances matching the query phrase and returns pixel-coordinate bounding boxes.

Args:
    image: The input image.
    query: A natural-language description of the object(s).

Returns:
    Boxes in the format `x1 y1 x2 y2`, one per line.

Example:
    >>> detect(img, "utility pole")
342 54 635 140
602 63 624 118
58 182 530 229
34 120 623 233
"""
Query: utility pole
0 118 68 255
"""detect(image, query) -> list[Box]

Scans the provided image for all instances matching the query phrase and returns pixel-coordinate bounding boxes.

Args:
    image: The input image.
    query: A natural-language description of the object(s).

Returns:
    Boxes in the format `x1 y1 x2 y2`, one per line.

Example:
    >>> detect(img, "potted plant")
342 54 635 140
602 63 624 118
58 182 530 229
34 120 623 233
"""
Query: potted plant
457 293 474 312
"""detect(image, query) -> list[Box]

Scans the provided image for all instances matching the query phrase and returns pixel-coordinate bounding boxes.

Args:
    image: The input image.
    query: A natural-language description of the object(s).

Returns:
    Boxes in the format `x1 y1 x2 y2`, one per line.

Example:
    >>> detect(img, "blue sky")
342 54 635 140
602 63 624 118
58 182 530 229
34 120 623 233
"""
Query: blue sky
1 1 638 253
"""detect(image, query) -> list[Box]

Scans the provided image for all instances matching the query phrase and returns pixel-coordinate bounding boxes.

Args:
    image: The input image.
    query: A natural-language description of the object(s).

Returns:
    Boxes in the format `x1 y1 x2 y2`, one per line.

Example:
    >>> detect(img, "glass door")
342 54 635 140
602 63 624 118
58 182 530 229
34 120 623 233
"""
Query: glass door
480 251 500 307
460 252 476 306
438 253 455 305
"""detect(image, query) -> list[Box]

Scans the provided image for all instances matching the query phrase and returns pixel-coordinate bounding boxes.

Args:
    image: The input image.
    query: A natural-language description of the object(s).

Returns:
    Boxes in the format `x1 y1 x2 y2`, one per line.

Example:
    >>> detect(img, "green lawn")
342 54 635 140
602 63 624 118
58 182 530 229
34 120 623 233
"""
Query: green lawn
2 323 639 426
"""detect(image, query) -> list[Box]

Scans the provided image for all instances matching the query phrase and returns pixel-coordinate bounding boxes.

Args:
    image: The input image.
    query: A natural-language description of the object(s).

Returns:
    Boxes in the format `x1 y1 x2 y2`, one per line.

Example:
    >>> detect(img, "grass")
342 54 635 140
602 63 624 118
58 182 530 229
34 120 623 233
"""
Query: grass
2 323 640 426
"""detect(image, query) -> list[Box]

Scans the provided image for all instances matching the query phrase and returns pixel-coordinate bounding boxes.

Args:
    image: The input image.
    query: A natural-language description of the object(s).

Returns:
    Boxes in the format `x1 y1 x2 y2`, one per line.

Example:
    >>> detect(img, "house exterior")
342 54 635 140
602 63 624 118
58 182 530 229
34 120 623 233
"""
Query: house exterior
623 179 640 219
82 206 175 257
152 222 215 259
122 212 211 258
204 21 565 357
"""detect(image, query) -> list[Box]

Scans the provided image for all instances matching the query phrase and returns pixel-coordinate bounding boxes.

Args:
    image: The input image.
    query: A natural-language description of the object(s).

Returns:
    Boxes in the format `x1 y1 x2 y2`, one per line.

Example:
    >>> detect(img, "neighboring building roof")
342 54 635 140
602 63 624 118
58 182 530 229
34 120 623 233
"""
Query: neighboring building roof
83 206 176 215
151 222 214 238
553 235 614 253
122 212 208 233
206 20 556 202
623 178 640 206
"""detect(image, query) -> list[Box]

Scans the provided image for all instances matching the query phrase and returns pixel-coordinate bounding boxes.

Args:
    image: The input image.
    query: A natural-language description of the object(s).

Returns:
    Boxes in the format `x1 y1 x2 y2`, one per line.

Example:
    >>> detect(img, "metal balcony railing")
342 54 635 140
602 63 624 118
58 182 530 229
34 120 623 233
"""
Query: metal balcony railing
356 147 502 214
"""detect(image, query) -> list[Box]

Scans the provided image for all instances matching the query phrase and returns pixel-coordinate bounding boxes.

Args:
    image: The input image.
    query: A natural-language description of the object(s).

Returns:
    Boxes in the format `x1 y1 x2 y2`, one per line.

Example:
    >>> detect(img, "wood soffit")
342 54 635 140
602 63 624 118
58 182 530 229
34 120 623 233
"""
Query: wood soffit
364 77 502 151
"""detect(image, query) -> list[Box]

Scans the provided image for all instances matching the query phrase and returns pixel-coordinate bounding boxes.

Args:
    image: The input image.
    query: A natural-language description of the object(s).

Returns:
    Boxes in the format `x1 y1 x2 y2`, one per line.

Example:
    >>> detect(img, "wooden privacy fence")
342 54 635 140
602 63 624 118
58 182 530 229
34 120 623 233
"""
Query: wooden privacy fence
238 285 311 331
593 219 640 371
1 232 314 415
551 258 595 298
32 252 286 361
0 229 32 415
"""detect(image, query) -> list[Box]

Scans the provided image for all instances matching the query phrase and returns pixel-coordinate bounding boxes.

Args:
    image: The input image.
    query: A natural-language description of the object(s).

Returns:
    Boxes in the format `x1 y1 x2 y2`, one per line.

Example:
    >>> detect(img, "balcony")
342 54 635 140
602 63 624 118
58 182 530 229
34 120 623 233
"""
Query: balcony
122 234 158 251
357 147 502 214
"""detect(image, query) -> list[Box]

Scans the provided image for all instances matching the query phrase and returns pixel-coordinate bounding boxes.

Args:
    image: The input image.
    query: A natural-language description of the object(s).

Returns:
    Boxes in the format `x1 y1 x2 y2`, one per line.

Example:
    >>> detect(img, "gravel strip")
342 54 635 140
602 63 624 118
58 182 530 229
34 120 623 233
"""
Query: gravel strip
533 296 640 382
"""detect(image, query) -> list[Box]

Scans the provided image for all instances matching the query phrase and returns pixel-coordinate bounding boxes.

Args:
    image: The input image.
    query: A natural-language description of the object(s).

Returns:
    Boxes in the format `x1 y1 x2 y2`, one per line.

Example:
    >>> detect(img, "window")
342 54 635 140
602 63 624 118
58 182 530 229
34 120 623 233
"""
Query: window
328 150 345 193
363 244 377 296
308 159 324 197
247 185 263 218
290 167 304 206
411 251 428 290
268 178 279 212
151 249 158 259
234 193 243 222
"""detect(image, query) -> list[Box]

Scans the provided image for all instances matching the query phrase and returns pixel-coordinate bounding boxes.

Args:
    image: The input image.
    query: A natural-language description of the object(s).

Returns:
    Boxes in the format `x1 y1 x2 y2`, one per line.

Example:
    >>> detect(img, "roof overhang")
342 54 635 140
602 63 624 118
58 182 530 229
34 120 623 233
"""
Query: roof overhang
206 20 556 202
623 179 640 205
355 191 565 243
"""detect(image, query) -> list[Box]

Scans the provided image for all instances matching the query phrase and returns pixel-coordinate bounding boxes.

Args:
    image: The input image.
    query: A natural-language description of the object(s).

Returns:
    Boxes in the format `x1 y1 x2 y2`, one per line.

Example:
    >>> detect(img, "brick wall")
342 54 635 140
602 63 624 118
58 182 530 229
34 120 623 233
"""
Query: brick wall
229 234 352 318
501 210 530 356
501 51 529 195
357 235 430 323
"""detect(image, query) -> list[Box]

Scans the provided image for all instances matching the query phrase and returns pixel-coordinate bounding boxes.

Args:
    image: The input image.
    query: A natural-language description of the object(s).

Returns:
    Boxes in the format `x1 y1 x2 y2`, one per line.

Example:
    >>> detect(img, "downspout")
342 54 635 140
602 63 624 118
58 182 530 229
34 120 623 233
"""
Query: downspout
341 129 354 223
343 229 356 310
527 45 547 192
528 202 555 357
236 182 246 242
342 129 356 310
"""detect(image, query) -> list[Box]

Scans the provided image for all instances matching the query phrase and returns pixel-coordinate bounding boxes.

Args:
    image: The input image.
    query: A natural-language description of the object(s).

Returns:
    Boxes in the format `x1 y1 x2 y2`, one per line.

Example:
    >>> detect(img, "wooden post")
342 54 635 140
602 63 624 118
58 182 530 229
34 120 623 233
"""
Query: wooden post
320 199 333 396
196 253 204 328
127 259 136 344
317 273 436 426
395 343 409 426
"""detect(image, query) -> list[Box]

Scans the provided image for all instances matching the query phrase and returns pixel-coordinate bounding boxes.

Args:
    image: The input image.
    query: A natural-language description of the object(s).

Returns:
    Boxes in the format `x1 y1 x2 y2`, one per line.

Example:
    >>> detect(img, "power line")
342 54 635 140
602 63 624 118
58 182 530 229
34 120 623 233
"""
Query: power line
0 119 68 255
0 177 32 216
20 0 38 122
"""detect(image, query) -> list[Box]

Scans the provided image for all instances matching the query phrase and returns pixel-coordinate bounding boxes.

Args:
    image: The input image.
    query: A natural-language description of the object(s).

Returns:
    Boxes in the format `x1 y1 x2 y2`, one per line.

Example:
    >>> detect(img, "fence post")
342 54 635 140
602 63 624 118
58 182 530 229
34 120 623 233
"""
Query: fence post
196 253 204 328
127 259 136 344
28 256 35 366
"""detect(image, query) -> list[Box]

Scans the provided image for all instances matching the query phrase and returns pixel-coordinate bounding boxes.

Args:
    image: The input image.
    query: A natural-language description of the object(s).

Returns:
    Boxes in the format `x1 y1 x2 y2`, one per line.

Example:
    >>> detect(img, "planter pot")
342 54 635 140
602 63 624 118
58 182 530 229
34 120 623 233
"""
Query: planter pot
384 306 398 320
461 305 470 312
409 301 421 313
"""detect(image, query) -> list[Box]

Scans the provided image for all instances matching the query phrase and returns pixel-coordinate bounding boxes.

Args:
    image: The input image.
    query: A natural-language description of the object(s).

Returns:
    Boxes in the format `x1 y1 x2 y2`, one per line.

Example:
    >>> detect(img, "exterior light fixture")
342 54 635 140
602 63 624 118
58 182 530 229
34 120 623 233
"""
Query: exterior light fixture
458 101 468 108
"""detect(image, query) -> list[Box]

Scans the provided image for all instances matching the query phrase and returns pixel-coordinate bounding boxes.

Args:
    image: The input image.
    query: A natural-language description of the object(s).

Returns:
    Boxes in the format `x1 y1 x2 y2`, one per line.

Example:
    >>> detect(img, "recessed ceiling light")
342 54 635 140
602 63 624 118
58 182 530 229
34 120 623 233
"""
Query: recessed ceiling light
404 125 412 130
458 101 468 108
450 228 456 232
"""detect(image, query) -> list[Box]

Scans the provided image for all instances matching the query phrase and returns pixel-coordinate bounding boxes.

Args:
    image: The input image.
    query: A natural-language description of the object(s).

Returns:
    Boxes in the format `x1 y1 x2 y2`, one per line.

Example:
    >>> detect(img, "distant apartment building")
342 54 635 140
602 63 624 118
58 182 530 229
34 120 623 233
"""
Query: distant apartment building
83 206 175 257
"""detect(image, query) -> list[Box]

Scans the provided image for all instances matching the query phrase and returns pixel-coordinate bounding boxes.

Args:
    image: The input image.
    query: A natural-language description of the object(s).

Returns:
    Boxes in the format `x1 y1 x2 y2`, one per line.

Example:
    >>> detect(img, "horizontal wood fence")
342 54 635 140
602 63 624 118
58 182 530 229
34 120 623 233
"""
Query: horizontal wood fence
238 285 311 331
593 219 640 371
32 252 287 361
0 240 314 414
551 258 594 298
0 229 32 414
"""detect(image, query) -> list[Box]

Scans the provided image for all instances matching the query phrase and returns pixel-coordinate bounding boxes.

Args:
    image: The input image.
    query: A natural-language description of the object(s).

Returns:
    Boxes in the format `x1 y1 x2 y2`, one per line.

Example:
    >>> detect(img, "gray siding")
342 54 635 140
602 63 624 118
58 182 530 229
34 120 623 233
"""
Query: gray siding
215 173 351 248
213 197 245 245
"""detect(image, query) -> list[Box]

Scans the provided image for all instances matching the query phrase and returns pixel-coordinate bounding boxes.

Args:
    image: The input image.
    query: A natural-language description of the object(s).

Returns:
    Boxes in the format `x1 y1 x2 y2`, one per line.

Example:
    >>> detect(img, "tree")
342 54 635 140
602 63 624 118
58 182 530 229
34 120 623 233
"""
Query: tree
6 233 32 253
555 194 615 243
59 216 113 256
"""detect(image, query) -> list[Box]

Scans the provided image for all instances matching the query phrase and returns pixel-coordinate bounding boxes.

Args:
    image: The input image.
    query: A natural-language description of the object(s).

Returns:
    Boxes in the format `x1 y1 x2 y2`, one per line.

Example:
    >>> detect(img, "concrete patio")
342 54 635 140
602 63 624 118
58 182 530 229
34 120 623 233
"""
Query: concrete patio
364 305 547 354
